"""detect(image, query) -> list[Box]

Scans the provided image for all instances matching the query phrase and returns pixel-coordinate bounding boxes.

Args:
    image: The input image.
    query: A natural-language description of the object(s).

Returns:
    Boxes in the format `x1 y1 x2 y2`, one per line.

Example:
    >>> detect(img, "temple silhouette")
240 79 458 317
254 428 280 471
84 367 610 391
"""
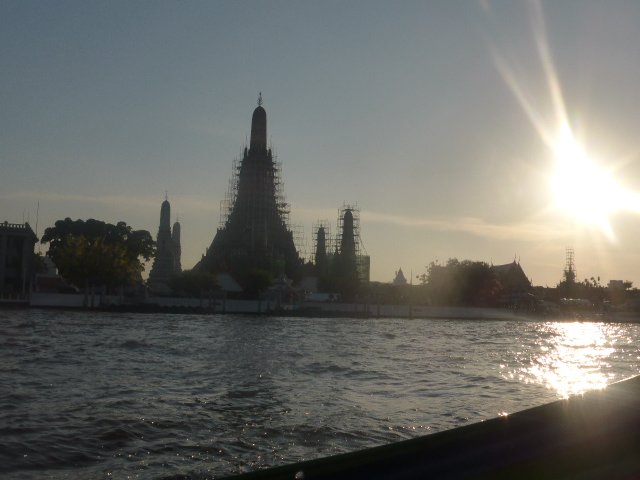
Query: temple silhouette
148 196 182 293
312 206 369 297
195 96 302 285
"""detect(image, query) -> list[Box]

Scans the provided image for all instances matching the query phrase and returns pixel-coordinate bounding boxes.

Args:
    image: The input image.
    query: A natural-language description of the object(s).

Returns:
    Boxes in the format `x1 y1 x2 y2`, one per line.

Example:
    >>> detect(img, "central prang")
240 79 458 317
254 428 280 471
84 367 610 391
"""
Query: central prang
195 97 302 286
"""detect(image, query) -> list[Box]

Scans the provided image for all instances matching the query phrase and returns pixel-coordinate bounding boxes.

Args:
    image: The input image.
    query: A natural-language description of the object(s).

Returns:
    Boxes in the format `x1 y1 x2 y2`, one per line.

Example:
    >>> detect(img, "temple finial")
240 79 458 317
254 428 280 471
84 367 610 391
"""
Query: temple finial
250 94 267 149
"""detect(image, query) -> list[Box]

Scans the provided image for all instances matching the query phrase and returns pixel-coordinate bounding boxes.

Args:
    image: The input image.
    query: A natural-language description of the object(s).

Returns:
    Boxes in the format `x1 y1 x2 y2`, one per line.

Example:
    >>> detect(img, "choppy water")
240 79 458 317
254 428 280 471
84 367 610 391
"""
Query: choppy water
1 310 639 479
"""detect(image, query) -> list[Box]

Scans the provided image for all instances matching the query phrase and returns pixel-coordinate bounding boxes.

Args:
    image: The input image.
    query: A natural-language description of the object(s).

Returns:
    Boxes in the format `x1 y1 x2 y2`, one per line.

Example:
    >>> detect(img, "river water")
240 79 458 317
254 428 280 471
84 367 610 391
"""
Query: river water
2 309 640 479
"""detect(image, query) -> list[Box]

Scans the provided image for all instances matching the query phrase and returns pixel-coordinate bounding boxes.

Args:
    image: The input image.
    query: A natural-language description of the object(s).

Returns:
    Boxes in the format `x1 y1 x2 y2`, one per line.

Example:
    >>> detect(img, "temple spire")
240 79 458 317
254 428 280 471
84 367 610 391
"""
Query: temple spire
250 95 267 150
195 98 301 284
160 196 170 229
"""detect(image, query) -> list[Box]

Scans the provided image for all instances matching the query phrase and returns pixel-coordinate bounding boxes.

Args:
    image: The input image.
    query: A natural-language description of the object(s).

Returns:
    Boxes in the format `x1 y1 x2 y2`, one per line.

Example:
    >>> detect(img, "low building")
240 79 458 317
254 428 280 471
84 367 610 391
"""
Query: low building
393 268 408 286
34 256 77 293
491 261 531 293
491 260 534 309
0 222 38 298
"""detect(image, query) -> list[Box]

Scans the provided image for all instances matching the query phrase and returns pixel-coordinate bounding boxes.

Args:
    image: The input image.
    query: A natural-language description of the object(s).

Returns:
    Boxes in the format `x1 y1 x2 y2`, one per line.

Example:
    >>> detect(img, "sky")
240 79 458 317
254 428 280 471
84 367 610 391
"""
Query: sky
2 0 640 287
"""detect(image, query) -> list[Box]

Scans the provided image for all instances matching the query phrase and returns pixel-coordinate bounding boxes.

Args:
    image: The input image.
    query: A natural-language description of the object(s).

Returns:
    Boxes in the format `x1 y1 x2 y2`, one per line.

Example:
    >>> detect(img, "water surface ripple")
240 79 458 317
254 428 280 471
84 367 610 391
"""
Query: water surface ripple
1 310 639 479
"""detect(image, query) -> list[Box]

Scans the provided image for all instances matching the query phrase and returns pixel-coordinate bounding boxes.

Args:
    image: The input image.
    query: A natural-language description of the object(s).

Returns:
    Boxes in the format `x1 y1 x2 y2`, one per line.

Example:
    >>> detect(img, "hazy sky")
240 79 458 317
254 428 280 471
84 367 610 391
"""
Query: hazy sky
3 0 640 286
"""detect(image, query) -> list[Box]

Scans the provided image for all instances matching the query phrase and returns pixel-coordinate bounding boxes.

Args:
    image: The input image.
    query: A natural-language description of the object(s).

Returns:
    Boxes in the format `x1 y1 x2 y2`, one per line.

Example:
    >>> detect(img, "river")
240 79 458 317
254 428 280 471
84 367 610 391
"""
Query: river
2 309 639 479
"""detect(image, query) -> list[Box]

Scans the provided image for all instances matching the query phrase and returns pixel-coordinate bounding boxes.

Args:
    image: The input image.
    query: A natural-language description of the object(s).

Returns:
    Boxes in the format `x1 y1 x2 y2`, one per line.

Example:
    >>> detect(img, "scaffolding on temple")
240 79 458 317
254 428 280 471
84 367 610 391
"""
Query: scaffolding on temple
273 153 291 227
218 157 239 230
218 150 292 234
197 98 302 282
290 223 307 263
336 204 357 255
335 204 370 283
312 220 333 263
564 247 576 284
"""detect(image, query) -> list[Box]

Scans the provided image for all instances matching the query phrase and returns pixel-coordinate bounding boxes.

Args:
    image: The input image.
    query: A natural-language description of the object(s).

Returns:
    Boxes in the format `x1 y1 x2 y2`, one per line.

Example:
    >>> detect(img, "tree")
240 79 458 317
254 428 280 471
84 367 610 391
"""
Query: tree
419 258 501 307
33 252 48 275
243 269 273 298
557 262 578 298
170 270 219 297
41 218 154 291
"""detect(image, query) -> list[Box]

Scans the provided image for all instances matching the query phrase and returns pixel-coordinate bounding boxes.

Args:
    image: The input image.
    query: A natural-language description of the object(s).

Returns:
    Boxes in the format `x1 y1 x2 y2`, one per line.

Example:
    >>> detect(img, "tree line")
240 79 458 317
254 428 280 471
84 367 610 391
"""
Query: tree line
40 218 636 307
368 258 636 308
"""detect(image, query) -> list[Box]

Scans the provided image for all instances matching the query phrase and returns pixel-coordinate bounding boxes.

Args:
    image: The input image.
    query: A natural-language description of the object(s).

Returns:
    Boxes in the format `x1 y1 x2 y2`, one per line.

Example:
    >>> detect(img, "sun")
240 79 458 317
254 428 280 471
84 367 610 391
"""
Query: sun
549 125 622 239
490 2 640 241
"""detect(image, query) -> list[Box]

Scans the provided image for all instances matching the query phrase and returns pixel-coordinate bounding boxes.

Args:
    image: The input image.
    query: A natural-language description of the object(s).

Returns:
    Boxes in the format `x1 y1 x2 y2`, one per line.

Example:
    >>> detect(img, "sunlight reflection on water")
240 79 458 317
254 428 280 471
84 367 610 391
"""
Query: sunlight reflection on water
3 311 640 479
516 322 616 398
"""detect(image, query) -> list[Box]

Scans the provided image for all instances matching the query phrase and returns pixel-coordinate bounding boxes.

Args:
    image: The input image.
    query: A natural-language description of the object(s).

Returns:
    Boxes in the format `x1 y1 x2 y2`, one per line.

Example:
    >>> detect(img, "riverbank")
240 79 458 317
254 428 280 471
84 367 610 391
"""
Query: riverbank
11 292 533 320
6 292 638 322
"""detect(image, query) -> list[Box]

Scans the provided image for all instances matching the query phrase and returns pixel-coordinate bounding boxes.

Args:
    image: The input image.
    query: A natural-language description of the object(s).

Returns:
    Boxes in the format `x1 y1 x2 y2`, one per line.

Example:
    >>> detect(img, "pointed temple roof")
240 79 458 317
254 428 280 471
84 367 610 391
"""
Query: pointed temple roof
195 98 301 284
250 93 267 150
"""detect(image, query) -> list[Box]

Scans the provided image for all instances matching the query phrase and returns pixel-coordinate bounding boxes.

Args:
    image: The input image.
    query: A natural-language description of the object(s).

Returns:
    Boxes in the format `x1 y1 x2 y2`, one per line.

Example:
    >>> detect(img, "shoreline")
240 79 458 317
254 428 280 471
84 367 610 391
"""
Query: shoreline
3 293 638 322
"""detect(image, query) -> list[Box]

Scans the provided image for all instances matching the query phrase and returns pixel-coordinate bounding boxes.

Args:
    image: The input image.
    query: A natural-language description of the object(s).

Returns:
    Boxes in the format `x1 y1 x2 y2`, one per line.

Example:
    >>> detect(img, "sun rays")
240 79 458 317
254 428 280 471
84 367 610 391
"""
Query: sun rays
490 0 640 242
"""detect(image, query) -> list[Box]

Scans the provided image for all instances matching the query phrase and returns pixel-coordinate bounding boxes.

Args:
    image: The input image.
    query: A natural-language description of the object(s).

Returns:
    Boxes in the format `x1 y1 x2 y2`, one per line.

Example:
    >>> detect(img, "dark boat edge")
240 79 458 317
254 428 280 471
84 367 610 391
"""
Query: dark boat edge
225 375 640 480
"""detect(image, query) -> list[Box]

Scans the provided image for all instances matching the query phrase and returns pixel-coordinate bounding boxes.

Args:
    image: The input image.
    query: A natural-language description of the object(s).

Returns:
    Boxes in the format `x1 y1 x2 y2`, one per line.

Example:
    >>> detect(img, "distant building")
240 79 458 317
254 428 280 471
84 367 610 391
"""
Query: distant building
148 197 182 294
215 273 243 293
0 222 38 297
34 256 76 293
171 220 182 273
491 260 532 295
335 206 370 284
195 96 302 284
393 268 408 286
314 225 328 278
334 209 359 286
608 280 626 290
311 206 369 297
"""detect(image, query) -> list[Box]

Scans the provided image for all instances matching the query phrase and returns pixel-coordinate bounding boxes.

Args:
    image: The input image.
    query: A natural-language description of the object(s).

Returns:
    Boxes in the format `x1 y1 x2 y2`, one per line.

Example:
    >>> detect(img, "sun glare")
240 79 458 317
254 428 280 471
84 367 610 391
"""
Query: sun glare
492 1 640 242
549 125 621 239
523 322 613 398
